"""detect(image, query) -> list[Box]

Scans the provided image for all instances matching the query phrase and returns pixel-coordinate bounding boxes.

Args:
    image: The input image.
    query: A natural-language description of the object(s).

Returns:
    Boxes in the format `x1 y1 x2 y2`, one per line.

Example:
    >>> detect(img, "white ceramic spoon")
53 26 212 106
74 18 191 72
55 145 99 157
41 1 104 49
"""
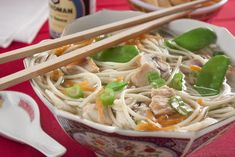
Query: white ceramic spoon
0 91 66 157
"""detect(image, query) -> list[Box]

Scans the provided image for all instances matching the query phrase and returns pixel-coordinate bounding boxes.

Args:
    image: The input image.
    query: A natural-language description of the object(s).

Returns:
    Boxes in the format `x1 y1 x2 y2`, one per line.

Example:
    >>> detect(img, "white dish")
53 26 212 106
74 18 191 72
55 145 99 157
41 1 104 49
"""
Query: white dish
128 0 228 16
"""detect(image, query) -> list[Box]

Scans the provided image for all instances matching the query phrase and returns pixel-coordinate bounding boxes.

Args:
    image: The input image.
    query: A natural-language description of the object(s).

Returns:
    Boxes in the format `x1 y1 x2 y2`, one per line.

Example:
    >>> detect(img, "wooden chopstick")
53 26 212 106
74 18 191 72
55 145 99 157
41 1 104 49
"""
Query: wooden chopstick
0 11 190 90
0 0 210 64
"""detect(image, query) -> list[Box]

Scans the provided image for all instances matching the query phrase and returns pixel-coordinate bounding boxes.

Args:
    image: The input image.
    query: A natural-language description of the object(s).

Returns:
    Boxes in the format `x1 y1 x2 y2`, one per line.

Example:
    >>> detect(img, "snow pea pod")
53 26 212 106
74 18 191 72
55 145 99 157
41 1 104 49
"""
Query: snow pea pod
195 55 230 95
213 51 225 56
93 45 139 63
174 27 217 52
100 88 115 106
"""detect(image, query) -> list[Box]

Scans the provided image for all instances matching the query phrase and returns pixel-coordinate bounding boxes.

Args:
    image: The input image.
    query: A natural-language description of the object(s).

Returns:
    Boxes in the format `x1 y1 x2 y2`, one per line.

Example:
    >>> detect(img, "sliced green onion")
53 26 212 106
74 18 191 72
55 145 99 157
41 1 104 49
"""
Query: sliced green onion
99 81 128 106
148 72 166 88
164 40 179 50
169 96 193 116
65 84 84 99
100 88 115 106
106 81 128 92
170 72 184 91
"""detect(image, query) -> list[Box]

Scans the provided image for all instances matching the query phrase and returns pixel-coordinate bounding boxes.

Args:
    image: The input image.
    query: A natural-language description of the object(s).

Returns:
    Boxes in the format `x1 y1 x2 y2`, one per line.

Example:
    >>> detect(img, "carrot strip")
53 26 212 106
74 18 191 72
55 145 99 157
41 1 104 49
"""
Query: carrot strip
190 65 201 72
79 81 95 92
157 114 186 127
136 120 174 131
96 97 105 123
197 98 204 105
62 80 74 87
146 110 157 122
136 121 160 131
116 76 124 82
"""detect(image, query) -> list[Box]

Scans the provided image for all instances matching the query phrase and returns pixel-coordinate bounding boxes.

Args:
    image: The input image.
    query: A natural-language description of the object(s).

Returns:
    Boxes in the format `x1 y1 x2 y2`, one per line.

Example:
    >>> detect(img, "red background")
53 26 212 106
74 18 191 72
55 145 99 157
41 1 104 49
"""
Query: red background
0 0 235 156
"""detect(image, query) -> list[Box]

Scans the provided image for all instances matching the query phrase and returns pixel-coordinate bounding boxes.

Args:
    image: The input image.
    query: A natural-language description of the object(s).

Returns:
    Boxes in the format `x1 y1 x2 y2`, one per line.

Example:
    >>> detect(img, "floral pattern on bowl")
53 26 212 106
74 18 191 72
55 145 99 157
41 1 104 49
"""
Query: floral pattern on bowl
56 115 234 157
58 116 188 157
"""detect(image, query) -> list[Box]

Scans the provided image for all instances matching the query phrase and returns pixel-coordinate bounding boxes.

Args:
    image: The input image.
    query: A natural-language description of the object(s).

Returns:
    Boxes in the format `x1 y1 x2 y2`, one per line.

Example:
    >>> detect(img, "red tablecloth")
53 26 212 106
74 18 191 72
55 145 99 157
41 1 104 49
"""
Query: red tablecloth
0 0 235 156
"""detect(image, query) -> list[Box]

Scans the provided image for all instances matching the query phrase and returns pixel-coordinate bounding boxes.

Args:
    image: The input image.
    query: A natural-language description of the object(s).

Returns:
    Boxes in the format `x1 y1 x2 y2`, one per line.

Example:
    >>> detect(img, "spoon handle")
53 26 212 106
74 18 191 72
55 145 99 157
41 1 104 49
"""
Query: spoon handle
29 128 66 157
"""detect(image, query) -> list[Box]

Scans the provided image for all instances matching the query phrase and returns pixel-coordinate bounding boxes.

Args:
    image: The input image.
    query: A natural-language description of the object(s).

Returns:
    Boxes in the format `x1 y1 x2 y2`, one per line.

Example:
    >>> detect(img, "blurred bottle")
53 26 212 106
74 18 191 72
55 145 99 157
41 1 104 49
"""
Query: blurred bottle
49 0 96 38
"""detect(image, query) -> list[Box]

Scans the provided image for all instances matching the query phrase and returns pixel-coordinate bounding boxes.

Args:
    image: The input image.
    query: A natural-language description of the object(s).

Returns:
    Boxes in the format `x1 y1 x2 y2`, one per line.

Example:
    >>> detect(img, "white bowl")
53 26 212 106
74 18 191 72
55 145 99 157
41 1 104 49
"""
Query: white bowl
128 0 228 18
24 10 235 157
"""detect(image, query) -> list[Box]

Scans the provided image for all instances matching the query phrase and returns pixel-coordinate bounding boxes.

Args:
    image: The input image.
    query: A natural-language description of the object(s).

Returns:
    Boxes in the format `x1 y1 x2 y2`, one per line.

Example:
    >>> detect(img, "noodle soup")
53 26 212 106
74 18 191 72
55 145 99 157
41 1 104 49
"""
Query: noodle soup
25 11 235 157
29 26 234 133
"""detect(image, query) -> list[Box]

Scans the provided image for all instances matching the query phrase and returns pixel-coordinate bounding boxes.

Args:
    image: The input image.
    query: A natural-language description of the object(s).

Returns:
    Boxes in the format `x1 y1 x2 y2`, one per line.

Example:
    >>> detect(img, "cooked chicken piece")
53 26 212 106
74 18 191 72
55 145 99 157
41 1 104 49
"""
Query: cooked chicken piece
131 63 160 87
149 86 175 116
170 0 191 6
81 57 99 73
151 85 175 96
132 54 171 87
158 0 172 7
82 103 112 125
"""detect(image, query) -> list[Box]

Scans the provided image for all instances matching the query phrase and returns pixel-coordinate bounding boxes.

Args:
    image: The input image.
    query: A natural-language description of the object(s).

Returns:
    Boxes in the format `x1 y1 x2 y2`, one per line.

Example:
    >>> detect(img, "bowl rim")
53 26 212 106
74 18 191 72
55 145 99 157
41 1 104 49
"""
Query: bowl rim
23 11 235 139
129 0 228 15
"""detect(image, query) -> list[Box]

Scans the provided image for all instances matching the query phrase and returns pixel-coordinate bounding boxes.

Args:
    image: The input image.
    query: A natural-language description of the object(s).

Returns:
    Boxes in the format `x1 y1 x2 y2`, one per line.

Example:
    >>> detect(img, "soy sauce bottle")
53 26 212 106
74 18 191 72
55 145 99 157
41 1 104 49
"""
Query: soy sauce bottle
49 0 96 38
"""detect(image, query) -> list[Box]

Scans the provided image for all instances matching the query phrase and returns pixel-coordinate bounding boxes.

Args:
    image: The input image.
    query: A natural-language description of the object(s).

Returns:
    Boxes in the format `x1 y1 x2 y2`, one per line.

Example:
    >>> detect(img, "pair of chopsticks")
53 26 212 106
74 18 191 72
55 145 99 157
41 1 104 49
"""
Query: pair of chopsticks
0 0 211 90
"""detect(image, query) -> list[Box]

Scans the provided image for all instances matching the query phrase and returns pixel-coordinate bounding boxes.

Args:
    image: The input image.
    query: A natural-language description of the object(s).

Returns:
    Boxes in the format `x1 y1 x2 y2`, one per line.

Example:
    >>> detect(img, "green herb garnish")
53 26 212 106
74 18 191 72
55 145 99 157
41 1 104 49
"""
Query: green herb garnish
65 84 84 99
169 96 193 116
148 71 166 88
170 72 184 91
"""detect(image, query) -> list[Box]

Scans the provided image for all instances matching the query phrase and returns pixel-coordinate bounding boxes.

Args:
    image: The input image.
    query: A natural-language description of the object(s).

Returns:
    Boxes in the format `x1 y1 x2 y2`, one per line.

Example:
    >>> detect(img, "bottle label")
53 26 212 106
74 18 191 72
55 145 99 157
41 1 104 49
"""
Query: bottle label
49 0 93 38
